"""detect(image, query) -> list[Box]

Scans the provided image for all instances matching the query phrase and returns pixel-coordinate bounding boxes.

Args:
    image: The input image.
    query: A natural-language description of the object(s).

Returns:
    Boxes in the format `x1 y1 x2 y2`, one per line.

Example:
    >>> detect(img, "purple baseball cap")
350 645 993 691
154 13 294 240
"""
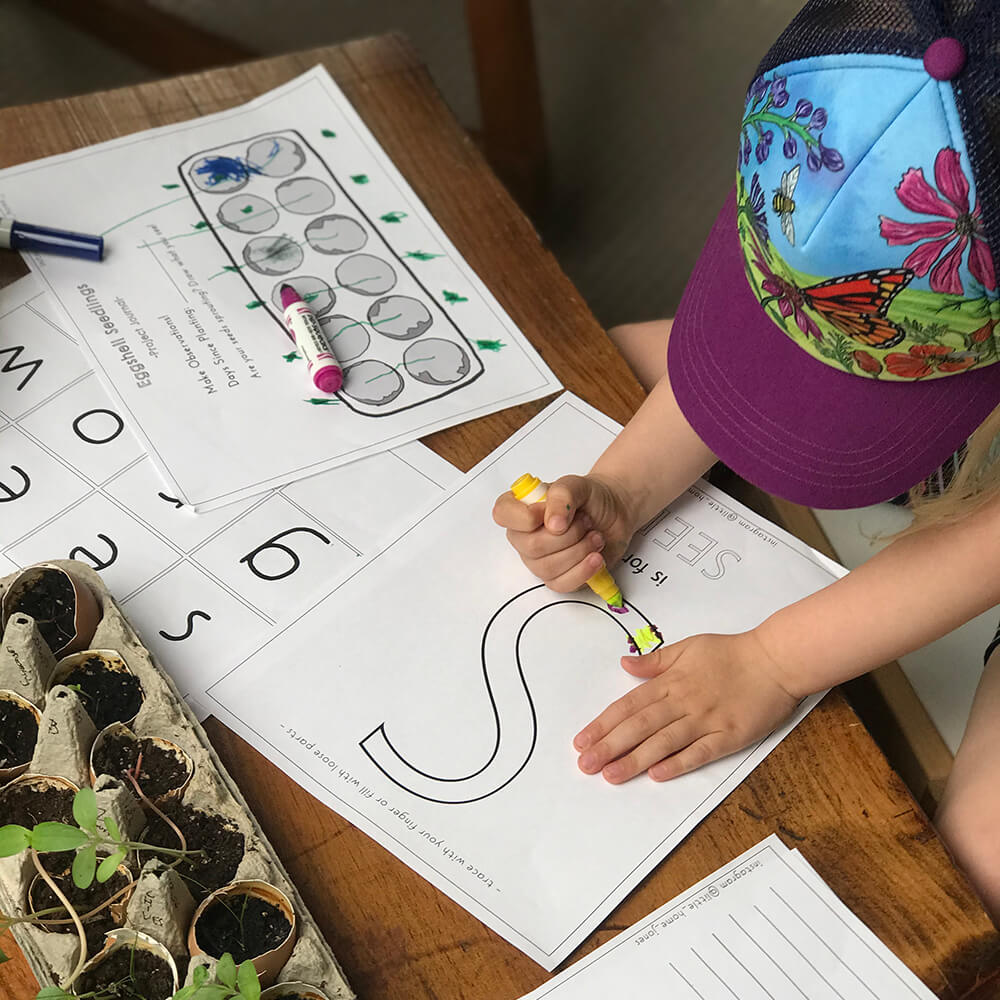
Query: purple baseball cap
668 0 1000 509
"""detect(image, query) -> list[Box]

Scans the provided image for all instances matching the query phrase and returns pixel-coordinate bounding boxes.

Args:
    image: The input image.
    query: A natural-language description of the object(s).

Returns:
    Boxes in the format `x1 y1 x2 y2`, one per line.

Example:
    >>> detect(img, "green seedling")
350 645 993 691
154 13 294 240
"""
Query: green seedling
0 786 206 990
32 950 261 1000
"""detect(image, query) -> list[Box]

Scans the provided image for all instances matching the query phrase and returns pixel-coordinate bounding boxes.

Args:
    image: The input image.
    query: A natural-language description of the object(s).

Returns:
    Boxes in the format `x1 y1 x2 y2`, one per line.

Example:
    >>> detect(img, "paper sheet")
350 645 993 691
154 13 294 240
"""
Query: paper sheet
202 393 847 968
0 66 559 510
0 276 458 718
517 835 935 998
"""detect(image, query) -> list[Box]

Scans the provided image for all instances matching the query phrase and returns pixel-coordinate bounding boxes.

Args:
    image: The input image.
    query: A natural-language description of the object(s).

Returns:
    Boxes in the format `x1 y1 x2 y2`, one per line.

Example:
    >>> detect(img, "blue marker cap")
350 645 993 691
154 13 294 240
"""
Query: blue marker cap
0 217 103 261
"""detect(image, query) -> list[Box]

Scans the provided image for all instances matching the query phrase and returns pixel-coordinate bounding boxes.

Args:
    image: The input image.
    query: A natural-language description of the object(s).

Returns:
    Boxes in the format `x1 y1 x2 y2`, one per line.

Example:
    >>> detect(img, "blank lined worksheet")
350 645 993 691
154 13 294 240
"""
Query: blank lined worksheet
519 835 933 999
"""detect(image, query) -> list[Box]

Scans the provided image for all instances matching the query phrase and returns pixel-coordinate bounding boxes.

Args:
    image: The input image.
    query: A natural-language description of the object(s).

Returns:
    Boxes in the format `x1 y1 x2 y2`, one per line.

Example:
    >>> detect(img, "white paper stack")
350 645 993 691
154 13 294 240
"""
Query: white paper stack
518 835 935 1000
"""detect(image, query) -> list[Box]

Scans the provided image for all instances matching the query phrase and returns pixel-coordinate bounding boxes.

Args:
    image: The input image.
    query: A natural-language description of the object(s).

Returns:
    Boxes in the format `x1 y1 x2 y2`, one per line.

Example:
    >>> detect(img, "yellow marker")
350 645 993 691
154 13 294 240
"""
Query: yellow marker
510 473 625 610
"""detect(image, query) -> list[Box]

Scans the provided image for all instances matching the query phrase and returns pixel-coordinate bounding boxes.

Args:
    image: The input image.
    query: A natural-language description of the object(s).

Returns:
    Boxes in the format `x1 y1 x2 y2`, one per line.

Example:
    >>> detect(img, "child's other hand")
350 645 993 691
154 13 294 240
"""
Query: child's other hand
492 474 637 593
574 631 802 782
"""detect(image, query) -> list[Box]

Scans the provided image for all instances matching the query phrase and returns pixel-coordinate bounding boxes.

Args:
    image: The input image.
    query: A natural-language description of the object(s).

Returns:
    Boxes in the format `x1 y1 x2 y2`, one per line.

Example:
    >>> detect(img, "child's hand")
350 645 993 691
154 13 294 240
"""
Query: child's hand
492 474 638 593
574 630 802 782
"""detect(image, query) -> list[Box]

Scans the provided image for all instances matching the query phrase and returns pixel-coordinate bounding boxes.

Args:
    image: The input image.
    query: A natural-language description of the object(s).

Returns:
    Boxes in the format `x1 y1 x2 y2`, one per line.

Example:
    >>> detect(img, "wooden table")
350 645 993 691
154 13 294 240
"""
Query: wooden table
1 35 998 1000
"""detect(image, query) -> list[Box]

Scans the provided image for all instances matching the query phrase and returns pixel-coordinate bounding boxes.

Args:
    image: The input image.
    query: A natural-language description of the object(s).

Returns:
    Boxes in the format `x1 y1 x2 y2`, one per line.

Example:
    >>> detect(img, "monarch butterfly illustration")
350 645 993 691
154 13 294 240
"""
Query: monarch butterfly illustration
773 165 800 245
802 268 913 348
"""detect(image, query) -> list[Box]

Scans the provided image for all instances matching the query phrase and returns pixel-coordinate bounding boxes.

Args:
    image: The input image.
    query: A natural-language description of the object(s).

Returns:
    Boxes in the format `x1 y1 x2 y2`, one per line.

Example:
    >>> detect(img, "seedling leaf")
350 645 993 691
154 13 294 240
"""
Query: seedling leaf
0 824 31 857
193 964 210 987
190 985 230 1000
216 953 237 988
96 849 126 883
30 822 89 853
73 787 98 832
237 959 261 1000
36 988 73 1000
173 987 197 1000
72 844 97 889
103 815 121 841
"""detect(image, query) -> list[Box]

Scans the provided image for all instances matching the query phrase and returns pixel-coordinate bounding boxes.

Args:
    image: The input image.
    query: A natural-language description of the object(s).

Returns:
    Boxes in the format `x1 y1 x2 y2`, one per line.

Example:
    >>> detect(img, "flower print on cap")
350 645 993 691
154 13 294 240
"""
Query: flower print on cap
884 343 978 378
879 148 997 296
740 75 843 174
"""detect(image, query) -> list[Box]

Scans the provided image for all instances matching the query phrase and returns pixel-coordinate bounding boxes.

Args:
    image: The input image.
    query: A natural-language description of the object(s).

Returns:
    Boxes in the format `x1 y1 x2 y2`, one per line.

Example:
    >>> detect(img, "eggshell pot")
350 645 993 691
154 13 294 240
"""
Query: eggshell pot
27 863 135 930
188 879 297 987
0 689 42 783
76 928 178 998
1 563 100 658
261 983 333 1000
50 650 145 729
89 722 194 805
0 772 80 809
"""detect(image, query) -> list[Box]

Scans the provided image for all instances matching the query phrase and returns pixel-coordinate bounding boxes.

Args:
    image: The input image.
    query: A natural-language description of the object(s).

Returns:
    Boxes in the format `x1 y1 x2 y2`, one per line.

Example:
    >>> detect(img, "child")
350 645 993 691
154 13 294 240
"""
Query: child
493 1 1000 922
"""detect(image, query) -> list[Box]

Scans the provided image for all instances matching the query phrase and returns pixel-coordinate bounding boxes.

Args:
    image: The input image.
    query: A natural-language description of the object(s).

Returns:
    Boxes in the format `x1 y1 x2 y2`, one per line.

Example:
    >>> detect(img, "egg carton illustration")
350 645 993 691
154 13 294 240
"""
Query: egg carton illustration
179 130 485 416
0 560 354 999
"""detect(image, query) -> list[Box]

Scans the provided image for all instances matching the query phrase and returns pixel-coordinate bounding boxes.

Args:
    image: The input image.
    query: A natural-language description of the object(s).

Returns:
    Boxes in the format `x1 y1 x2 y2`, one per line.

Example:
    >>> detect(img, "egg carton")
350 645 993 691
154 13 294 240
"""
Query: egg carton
179 129 484 415
0 560 354 999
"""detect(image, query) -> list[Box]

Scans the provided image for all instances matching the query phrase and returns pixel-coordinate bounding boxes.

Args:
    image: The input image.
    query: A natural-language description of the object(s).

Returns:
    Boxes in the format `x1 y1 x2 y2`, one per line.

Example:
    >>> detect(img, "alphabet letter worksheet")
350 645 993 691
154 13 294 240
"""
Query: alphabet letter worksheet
0 276 457 716
204 393 846 968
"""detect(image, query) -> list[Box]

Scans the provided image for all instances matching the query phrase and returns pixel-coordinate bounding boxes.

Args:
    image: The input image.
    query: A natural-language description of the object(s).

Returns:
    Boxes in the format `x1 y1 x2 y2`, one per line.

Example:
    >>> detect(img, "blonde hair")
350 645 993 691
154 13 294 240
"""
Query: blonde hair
905 401 1000 531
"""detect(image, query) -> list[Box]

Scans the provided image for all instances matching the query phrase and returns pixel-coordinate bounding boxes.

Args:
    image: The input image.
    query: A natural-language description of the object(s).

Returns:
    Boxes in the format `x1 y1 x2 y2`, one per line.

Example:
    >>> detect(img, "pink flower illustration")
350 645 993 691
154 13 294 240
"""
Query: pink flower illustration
751 239 821 340
879 148 996 296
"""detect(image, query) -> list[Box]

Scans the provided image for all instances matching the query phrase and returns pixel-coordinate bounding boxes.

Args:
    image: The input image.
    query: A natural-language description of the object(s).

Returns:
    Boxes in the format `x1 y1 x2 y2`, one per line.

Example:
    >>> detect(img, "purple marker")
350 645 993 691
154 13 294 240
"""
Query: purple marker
279 283 343 394
0 218 103 261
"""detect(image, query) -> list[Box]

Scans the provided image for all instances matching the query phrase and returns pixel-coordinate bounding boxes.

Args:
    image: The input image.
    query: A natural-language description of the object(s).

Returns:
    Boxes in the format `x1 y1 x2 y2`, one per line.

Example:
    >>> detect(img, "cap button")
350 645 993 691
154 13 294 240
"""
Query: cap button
924 37 966 80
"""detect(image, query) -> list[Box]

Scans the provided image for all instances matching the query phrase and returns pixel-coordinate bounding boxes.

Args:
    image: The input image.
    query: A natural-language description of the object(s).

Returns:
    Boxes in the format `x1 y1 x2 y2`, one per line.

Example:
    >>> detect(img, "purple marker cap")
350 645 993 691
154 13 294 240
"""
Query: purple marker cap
314 366 343 394
0 218 104 261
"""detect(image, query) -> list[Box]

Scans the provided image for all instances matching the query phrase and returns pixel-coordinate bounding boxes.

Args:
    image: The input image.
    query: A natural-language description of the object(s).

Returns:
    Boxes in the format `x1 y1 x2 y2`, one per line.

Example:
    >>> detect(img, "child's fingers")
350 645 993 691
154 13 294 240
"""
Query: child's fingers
492 490 546 531
543 546 607 594
544 475 592 534
648 733 727 781
620 642 684 679
573 676 682 758
510 515 593 562
600 718 701 784
576 696 685 775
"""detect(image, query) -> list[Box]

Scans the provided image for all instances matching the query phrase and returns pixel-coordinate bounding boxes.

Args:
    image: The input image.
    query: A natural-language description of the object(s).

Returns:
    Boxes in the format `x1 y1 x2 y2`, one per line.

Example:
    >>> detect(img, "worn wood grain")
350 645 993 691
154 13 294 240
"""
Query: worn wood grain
0 36 997 999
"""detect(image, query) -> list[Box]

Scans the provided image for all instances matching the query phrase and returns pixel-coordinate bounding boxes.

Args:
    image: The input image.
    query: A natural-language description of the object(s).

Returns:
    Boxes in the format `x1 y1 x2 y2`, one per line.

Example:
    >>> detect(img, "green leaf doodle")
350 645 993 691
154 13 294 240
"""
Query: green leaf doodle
283 351 301 362
350 174 370 185
246 300 265 310
442 290 468 305
405 250 444 261
321 128 336 138
305 398 340 405
380 211 407 223
162 183 181 189
475 339 505 352
192 221 209 230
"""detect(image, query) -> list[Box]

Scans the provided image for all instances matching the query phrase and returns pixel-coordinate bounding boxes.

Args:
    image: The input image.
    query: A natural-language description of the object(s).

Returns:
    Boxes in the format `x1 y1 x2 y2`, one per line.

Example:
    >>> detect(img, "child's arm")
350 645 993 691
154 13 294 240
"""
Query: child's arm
495 361 1000 786
574 492 1000 783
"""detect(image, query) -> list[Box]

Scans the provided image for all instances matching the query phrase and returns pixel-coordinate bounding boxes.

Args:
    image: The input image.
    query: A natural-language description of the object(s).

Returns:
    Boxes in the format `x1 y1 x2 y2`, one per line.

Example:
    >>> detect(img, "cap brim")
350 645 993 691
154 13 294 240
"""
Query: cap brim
668 188 1000 509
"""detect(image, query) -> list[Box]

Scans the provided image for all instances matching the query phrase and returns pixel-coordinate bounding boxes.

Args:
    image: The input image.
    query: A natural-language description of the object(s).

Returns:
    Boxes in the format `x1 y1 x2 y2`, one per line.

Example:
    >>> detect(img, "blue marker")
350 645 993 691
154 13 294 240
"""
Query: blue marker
0 217 103 261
